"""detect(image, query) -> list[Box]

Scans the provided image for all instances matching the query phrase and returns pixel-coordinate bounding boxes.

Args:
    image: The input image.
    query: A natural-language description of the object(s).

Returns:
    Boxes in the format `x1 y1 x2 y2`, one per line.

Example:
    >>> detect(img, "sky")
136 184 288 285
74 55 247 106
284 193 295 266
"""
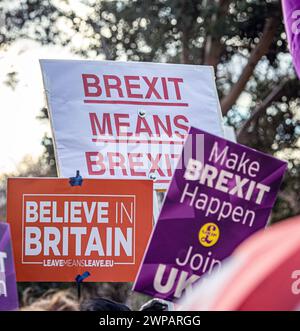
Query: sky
0 40 81 174
0 0 93 174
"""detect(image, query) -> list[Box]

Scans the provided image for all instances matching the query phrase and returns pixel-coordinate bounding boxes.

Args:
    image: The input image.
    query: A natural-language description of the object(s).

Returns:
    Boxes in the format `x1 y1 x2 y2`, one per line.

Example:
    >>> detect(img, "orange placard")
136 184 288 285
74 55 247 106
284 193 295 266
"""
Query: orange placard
7 178 153 282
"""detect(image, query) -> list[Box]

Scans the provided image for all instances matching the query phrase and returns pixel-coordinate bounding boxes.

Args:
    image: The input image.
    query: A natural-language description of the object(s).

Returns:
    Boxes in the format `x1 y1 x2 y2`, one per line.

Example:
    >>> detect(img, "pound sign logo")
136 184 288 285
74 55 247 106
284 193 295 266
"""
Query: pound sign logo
198 223 220 247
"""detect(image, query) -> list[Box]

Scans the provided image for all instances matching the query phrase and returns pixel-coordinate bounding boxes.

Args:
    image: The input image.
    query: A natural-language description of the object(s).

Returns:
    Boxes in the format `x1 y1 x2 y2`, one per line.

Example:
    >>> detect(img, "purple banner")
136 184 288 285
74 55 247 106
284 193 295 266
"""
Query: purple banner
0 222 18 311
133 127 287 302
282 0 300 78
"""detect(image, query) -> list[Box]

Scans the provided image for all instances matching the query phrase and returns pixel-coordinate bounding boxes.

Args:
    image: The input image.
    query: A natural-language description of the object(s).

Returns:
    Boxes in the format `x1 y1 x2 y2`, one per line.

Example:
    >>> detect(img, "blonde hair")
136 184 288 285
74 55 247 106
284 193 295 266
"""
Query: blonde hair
21 290 79 311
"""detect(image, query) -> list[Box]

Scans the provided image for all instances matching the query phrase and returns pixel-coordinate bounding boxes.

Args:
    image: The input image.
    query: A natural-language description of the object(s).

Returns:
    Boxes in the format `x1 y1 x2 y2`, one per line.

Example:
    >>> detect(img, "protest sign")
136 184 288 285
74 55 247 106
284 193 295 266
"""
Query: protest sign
282 0 300 78
7 178 153 282
133 127 287 302
0 222 18 311
40 59 224 190
223 125 236 142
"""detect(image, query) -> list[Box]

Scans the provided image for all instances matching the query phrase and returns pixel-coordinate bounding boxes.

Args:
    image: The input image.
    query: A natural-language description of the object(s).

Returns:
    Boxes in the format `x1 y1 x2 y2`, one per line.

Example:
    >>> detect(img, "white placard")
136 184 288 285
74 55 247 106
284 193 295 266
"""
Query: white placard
223 125 236 142
40 59 224 189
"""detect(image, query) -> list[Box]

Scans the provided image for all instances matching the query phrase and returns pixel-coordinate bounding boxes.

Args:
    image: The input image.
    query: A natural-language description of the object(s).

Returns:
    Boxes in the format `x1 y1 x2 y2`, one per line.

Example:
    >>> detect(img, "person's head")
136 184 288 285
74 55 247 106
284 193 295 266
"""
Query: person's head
139 298 169 311
80 298 131 311
21 290 79 311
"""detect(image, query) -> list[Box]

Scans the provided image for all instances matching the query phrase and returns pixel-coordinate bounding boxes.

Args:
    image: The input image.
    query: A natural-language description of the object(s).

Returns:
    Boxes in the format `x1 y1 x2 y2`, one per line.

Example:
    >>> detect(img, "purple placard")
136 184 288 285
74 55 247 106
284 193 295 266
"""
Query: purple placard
0 222 19 311
282 0 300 78
133 127 287 302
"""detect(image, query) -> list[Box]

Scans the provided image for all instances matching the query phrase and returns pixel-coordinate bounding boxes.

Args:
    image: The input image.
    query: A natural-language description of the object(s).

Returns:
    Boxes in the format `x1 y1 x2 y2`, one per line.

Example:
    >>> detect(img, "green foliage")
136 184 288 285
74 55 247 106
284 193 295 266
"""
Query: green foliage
0 0 62 47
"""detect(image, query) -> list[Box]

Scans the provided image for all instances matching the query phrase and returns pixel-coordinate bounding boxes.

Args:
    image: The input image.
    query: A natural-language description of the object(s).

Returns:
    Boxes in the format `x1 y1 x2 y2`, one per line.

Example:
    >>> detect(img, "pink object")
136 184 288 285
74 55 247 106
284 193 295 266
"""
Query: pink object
282 0 300 78
178 215 300 311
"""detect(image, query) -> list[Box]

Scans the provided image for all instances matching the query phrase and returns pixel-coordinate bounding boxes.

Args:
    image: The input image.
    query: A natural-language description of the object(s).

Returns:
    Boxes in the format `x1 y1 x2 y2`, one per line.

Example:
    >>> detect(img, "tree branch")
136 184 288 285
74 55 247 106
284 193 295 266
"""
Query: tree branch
203 0 231 69
220 17 278 115
181 27 190 64
236 78 288 144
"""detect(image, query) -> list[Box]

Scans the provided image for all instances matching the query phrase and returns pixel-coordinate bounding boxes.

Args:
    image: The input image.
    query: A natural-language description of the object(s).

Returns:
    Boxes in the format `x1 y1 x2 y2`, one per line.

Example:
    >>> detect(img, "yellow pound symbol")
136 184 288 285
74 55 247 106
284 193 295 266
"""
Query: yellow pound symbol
199 223 220 247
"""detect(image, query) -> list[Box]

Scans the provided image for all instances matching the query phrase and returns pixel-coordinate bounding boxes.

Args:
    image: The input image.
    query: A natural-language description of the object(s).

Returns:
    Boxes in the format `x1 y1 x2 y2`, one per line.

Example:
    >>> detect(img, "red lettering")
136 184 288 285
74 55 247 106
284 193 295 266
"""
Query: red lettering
89 113 113 136
89 113 189 140
168 77 183 100
143 76 161 99
114 114 132 136
136 117 153 136
82 74 102 97
174 115 189 138
103 75 124 98
124 76 143 98
153 115 172 137
165 154 172 177
108 152 127 176
161 77 169 99
85 152 106 175
147 153 165 176
83 74 187 105
128 153 146 176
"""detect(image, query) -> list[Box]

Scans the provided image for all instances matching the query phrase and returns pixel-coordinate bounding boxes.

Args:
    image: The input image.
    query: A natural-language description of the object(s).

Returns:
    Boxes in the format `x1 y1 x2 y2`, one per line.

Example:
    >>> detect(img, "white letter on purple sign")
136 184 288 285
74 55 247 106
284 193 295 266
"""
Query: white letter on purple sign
184 159 202 181
153 264 178 294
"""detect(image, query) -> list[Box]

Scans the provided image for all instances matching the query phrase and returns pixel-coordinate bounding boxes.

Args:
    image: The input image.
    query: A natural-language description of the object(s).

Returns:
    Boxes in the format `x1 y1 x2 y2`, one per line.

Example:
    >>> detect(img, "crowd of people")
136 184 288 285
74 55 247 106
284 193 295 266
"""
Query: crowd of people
20 290 169 312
